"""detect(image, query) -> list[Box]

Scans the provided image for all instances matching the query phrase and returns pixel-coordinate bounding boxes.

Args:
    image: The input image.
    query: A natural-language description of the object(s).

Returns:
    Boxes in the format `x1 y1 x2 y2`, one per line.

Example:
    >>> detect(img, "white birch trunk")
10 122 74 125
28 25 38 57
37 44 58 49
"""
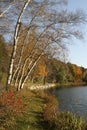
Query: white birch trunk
12 22 53 85
18 37 50 90
11 30 30 83
11 13 37 83
14 65 23 87
14 29 47 88
20 53 43 90
17 51 36 90
7 0 31 88
17 60 33 91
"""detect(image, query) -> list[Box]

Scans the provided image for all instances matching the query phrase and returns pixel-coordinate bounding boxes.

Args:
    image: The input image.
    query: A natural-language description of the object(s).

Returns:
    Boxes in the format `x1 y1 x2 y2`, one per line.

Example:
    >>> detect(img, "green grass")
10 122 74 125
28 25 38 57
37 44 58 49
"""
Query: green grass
0 87 86 130
14 89 45 130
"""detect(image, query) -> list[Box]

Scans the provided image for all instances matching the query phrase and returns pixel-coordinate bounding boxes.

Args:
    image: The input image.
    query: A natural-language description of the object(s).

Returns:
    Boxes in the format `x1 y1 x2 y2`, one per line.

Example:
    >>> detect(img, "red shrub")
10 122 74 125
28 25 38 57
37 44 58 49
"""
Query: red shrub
0 91 25 115
0 91 27 129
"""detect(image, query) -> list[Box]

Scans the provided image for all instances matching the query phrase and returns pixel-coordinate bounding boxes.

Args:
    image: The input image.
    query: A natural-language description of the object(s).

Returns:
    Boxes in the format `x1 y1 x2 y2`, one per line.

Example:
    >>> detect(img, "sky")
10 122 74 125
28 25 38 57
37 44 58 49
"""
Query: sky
67 0 87 68
1 0 87 68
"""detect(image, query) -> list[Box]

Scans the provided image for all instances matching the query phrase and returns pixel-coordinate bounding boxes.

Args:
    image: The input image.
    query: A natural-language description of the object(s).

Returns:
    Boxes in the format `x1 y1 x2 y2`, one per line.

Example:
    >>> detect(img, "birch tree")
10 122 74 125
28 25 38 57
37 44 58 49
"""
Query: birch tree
6 0 31 89
0 0 86 90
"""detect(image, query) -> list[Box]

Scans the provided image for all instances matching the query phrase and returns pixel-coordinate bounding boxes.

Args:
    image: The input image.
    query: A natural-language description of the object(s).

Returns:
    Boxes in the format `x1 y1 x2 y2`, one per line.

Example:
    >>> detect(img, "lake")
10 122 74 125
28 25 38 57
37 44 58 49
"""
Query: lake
50 86 87 120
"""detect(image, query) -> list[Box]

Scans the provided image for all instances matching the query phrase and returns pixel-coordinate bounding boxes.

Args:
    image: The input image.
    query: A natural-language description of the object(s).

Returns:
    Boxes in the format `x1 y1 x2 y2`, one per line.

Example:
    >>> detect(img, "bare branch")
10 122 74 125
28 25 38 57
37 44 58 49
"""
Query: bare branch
0 1 14 18
7 0 31 88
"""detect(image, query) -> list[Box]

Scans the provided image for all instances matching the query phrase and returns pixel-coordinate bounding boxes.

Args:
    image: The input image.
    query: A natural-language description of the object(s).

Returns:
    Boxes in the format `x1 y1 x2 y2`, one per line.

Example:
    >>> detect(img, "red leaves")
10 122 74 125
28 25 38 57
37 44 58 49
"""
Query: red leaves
0 91 25 115
0 91 28 129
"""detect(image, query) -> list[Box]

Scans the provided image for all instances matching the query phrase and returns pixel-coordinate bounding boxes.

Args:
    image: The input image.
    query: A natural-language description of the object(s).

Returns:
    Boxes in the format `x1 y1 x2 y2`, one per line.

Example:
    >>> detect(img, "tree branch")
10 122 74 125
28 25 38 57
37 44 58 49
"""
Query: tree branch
7 0 31 88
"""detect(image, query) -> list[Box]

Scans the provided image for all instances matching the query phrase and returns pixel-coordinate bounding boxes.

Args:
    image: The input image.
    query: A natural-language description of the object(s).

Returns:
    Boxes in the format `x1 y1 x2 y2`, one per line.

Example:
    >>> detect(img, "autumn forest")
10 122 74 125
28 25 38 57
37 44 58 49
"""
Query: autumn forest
1 0 87 130
0 34 87 87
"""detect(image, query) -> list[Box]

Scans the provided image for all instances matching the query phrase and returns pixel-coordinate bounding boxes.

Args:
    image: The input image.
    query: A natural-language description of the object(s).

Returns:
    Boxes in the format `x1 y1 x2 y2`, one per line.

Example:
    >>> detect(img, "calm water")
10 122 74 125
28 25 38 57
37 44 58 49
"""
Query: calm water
50 86 87 119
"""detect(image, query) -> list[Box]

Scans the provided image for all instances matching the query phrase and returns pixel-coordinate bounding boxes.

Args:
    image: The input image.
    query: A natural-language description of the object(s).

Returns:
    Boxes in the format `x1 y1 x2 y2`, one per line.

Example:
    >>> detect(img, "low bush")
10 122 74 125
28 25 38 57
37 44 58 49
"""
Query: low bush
37 90 59 128
0 89 86 130
43 98 59 129
56 112 86 130
43 110 86 130
0 91 25 130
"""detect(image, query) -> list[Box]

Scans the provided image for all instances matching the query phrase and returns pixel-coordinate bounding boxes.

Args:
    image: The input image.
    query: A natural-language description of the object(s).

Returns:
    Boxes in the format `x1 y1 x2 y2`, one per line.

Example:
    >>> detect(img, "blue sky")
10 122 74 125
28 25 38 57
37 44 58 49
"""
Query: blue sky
1 1 87 68
67 0 87 68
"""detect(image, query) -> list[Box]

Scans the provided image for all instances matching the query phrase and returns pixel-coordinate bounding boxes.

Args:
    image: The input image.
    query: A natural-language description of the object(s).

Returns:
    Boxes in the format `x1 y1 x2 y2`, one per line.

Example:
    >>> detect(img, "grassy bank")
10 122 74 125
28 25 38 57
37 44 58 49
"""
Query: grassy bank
0 88 45 130
0 87 87 130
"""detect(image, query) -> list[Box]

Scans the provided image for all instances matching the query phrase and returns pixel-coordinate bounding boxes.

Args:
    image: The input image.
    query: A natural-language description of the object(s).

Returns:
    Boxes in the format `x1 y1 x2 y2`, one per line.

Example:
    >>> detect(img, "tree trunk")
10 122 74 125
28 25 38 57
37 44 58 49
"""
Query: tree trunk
19 53 43 90
43 76 46 85
6 0 31 89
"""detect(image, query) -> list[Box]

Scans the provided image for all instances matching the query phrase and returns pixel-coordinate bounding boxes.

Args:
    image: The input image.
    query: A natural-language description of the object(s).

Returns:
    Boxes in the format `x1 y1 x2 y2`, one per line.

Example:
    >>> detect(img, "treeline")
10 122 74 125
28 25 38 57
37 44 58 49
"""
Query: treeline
0 35 87 85
47 59 87 84
32 57 87 85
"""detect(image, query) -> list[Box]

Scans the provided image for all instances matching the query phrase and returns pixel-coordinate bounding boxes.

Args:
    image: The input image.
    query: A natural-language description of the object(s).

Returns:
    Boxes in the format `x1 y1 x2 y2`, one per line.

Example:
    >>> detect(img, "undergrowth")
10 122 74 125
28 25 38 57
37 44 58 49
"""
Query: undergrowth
0 88 87 130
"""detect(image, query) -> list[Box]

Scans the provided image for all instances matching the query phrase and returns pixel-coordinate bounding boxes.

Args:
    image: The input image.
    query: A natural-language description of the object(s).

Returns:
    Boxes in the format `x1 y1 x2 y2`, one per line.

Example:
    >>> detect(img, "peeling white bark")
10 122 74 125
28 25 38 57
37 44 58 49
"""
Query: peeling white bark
17 60 33 91
20 53 43 90
11 30 30 83
19 38 50 90
7 0 31 87
11 10 40 83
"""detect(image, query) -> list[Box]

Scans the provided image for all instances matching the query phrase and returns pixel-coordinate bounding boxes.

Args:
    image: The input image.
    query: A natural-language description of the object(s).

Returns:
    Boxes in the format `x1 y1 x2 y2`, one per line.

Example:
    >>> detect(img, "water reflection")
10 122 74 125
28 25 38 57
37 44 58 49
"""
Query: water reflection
50 86 87 120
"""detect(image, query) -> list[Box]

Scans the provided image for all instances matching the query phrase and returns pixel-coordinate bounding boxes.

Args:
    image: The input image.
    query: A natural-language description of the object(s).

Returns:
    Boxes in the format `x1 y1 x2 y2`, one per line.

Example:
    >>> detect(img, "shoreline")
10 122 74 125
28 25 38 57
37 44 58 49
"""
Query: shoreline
28 82 87 90
29 83 56 90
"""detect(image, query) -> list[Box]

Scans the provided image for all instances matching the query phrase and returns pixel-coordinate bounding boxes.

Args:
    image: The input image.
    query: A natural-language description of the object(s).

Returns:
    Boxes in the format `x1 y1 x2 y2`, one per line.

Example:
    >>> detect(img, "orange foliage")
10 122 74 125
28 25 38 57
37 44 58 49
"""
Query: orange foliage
73 65 82 81
38 65 47 77
76 67 82 76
